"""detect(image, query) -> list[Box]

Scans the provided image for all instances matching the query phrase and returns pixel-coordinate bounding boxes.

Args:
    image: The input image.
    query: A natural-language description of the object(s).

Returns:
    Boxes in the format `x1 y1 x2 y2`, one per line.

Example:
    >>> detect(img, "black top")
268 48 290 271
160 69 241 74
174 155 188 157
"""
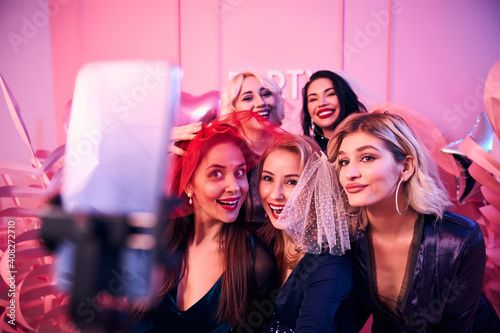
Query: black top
134 233 277 333
353 211 500 332
314 133 329 153
270 252 357 332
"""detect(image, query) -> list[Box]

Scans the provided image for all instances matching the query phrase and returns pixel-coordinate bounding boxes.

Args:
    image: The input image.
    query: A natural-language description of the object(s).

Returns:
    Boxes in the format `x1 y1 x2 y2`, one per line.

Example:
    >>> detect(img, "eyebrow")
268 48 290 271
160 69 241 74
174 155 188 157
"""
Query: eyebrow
307 87 335 98
207 163 246 170
338 145 380 155
241 87 269 95
262 170 301 178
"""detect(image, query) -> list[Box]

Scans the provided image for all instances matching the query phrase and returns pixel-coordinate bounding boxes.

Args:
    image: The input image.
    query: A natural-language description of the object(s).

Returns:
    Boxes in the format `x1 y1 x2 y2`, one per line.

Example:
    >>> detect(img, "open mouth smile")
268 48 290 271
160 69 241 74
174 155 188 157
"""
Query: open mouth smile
268 203 285 219
256 110 270 118
317 108 335 119
217 197 240 210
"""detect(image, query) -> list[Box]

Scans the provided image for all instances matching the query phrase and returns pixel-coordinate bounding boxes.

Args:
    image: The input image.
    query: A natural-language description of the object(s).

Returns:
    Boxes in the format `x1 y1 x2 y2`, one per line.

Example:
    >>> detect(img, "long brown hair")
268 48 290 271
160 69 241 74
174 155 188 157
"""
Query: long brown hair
161 211 254 325
159 127 258 324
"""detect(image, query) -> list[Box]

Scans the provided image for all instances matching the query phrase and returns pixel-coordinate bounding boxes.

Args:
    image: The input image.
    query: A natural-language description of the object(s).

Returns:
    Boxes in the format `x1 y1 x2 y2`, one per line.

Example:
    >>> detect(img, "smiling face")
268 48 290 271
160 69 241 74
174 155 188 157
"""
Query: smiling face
337 132 404 211
188 141 249 224
259 149 303 229
234 76 279 123
307 78 340 137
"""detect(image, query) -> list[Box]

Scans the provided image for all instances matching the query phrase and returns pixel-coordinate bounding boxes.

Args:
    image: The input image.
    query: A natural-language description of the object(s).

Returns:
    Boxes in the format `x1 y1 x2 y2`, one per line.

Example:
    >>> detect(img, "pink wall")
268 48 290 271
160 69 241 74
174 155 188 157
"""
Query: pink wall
1 0 499 329
0 0 57 163
391 0 500 143
218 0 343 133
2 0 499 158
180 0 220 94
50 0 179 145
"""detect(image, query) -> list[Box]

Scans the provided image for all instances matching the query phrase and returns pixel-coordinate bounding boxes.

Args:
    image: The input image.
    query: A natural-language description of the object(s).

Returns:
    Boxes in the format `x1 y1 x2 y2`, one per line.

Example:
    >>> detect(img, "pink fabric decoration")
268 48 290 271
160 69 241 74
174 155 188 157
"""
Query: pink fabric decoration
371 102 461 177
448 59 500 316
484 59 500 137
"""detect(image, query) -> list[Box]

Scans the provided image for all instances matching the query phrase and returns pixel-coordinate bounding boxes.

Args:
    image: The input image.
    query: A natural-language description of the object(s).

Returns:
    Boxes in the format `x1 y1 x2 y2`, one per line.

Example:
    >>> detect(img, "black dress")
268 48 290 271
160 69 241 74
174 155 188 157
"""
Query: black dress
269 252 357 332
134 233 277 333
314 133 329 153
353 211 500 332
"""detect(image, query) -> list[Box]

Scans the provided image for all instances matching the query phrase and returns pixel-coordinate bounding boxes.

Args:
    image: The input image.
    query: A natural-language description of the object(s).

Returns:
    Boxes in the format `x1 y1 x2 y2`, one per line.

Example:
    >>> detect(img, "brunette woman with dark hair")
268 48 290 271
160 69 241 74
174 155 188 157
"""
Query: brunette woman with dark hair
302 70 367 152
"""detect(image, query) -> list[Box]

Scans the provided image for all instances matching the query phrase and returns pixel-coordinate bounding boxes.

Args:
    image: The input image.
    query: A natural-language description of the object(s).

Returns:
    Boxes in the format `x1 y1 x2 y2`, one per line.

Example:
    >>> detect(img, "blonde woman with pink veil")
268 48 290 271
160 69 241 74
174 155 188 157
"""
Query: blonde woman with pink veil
258 135 358 332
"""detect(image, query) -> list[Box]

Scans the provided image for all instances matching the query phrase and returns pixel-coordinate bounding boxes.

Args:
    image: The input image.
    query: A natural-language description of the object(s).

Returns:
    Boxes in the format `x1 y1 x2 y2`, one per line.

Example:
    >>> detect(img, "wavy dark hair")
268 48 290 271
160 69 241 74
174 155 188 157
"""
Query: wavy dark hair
301 70 367 136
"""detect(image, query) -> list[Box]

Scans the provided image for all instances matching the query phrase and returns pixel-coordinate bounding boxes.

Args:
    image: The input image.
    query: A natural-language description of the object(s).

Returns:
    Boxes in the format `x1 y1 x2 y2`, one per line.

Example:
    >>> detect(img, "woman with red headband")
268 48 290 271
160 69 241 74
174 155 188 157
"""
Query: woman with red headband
134 112 288 332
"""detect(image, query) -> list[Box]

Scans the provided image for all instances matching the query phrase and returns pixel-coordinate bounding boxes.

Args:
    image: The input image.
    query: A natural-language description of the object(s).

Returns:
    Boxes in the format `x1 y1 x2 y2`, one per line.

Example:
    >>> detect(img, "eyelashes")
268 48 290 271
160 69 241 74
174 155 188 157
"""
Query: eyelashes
209 168 246 179
261 175 298 186
338 155 376 167
240 90 273 102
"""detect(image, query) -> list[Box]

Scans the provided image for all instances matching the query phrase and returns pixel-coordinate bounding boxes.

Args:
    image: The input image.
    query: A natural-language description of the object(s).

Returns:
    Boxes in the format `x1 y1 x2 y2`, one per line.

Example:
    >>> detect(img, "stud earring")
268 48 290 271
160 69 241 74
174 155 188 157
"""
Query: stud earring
187 192 193 205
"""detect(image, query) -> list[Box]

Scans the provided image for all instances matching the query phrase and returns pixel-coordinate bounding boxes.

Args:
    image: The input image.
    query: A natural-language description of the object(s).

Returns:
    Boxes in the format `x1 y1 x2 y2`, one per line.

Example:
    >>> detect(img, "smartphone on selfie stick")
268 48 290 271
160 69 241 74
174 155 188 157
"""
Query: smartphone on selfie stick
41 61 181 332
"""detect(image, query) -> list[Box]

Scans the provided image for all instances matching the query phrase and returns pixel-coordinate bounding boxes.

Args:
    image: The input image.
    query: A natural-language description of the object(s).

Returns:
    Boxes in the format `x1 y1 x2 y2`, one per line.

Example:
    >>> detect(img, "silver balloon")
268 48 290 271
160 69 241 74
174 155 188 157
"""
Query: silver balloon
452 154 482 204
441 112 495 204
442 112 494 155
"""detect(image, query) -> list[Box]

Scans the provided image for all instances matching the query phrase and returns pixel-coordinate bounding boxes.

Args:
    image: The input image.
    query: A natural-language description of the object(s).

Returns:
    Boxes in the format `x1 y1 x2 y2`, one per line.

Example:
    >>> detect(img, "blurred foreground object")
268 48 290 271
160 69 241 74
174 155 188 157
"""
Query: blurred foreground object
42 60 181 332
62 61 180 216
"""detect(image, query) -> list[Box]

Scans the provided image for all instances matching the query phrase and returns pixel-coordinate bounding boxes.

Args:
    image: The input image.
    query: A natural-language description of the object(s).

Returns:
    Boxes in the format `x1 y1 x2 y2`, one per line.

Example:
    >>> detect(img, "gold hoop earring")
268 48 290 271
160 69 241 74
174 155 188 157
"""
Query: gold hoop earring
395 178 409 214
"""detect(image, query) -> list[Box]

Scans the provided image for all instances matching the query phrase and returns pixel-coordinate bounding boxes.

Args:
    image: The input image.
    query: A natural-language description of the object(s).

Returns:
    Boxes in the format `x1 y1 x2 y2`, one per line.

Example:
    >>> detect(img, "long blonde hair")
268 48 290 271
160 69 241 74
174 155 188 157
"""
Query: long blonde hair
220 72 284 125
257 136 321 276
327 112 452 229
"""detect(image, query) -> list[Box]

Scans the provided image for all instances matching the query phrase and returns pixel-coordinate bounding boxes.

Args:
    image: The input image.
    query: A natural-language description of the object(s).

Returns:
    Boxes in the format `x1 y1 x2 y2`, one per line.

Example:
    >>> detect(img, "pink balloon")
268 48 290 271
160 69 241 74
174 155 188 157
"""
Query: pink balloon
176 91 220 126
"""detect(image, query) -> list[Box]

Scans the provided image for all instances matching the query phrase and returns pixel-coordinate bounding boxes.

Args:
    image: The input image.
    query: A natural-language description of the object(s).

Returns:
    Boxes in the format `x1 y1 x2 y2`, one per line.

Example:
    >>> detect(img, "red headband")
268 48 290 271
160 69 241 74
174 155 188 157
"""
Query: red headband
168 111 293 218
